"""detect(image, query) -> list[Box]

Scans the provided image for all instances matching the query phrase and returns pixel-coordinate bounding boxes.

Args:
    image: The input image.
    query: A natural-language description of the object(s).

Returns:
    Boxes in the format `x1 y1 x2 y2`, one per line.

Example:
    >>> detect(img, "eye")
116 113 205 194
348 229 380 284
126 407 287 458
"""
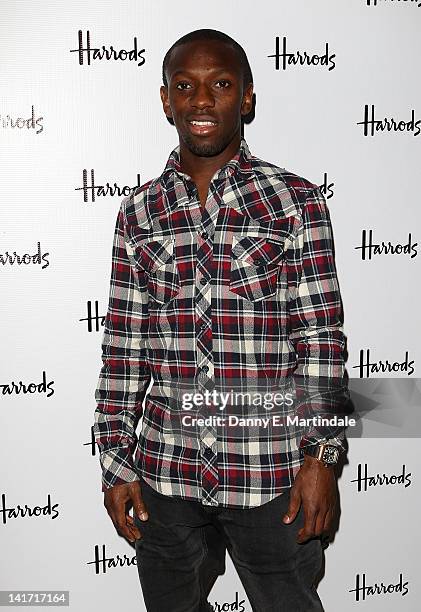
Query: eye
175 81 192 90
215 80 231 88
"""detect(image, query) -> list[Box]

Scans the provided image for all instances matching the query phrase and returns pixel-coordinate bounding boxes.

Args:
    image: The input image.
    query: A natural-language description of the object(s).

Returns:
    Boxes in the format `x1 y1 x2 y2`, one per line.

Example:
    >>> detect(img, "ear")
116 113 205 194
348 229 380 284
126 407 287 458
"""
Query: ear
241 83 254 117
160 85 173 119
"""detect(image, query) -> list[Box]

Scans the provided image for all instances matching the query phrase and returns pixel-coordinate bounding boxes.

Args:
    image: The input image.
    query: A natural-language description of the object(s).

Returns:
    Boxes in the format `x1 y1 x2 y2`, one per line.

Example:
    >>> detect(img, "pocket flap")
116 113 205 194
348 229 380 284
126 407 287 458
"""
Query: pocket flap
231 235 285 267
139 238 175 272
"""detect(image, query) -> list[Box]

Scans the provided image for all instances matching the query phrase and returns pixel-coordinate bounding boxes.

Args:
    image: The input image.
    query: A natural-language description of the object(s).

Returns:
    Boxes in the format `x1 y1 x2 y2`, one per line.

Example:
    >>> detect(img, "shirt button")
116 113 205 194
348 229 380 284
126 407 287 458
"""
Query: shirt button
203 447 213 458
200 277 207 285
200 322 207 330
253 258 262 265
201 365 209 373
201 231 208 239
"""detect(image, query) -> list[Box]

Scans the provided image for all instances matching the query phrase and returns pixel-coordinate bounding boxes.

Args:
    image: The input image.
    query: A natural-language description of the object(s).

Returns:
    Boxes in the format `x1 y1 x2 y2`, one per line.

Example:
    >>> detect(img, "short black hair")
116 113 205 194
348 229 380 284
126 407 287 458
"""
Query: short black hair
162 28 253 89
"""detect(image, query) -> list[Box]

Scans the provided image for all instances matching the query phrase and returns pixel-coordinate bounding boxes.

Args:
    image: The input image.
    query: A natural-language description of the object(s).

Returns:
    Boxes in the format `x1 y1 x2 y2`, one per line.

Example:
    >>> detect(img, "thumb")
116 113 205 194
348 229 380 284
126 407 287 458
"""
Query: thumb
283 485 301 524
131 483 149 521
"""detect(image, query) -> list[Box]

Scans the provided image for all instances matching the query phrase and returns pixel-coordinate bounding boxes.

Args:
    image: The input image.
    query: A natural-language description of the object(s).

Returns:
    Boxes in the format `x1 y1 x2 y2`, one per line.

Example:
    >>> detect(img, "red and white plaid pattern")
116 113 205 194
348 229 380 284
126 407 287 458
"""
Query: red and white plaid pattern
94 138 347 507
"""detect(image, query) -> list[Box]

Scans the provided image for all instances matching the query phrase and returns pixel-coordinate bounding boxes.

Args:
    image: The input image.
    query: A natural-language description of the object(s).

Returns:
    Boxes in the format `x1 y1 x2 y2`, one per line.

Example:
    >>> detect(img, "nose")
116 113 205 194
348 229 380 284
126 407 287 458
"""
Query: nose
190 82 215 109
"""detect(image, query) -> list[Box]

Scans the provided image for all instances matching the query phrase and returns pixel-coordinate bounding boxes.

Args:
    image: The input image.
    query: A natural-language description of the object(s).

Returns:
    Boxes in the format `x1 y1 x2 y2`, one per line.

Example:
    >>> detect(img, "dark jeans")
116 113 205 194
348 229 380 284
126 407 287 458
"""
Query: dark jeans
134 477 324 612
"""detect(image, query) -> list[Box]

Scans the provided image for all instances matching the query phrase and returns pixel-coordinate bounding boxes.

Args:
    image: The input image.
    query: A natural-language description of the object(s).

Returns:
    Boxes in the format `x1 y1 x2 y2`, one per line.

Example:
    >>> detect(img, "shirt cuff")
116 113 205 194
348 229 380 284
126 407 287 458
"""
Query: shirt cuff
299 434 346 455
99 447 140 492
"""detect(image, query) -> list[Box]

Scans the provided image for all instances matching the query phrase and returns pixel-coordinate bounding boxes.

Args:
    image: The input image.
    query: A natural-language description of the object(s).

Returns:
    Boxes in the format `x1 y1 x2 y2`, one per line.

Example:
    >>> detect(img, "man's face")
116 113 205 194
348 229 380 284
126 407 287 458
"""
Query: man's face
160 39 253 157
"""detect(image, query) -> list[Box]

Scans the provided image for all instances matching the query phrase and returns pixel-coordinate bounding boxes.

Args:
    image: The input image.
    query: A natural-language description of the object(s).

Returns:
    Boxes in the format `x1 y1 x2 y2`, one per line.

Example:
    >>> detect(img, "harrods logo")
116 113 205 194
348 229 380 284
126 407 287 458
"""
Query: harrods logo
0 242 49 268
268 36 335 71
84 426 97 456
357 105 421 136
0 371 55 397
75 169 142 203
0 105 44 133
0 493 59 525
350 463 412 492
349 572 409 602
355 230 418 260
210 592 246 611
87 544 137 574
352 349 415 377
70 30 146 67
319 173 334 200
79 301 105 332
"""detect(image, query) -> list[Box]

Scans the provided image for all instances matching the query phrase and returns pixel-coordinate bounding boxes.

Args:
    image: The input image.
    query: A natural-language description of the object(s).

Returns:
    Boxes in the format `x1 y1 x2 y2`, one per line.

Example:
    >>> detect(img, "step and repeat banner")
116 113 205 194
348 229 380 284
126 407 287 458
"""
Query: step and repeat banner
1 1 420 610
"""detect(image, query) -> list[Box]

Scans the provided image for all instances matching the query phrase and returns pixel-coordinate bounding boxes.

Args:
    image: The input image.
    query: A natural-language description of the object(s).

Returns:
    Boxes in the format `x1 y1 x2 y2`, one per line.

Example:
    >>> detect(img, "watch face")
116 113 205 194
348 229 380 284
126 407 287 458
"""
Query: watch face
323 446 339 464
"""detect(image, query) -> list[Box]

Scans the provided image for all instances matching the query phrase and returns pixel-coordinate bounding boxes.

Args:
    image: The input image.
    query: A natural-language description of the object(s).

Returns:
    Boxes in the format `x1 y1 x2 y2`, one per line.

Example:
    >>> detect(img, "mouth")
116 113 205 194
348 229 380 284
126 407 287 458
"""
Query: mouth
187 119 218 136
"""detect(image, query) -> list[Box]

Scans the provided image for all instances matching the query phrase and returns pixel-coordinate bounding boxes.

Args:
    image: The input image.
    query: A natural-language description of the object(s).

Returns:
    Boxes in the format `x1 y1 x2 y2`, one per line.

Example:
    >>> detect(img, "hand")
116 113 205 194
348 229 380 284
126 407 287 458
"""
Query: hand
103 481 149 543
282 454 337 543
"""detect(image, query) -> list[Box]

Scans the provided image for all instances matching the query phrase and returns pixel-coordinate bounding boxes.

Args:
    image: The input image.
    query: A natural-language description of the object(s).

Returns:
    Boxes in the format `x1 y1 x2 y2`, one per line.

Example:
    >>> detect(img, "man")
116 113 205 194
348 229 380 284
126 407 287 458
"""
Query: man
94 28 349 612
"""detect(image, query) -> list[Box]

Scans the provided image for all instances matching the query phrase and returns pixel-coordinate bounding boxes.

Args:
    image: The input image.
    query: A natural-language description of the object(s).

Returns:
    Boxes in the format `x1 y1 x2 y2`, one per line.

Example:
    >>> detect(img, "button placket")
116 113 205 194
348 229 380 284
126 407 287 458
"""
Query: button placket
195 223 214 382
191 182 227 505
200 427 218 506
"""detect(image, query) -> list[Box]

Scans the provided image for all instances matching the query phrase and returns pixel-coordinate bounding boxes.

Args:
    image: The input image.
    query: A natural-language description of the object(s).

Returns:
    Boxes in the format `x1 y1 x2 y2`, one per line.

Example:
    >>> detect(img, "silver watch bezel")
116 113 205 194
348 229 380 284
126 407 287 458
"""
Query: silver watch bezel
318 444 340 465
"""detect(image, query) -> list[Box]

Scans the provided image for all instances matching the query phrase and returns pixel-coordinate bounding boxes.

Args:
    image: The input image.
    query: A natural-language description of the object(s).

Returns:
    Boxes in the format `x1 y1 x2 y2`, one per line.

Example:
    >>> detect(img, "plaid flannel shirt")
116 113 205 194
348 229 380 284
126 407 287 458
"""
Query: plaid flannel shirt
93 138 348 508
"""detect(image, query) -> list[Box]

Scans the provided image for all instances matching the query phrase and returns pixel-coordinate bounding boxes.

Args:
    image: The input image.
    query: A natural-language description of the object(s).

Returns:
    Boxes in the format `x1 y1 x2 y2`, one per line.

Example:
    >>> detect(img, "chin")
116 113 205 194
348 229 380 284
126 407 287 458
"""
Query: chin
182 134 231 158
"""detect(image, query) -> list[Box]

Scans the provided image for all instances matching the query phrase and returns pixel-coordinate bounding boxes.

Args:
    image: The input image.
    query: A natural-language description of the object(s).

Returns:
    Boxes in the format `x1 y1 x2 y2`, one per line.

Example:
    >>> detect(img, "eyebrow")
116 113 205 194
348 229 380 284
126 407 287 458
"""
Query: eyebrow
170 67 238 79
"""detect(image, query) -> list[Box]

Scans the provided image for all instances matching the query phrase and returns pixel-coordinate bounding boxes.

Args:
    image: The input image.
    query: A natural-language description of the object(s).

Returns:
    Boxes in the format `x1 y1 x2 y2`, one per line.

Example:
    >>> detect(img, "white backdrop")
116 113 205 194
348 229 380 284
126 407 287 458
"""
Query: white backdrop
1 1 420 610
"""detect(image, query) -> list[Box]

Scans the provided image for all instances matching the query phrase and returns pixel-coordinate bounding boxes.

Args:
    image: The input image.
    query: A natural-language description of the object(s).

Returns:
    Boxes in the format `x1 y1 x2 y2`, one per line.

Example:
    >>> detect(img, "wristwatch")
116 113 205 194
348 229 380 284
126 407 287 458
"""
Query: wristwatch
302 443 340 467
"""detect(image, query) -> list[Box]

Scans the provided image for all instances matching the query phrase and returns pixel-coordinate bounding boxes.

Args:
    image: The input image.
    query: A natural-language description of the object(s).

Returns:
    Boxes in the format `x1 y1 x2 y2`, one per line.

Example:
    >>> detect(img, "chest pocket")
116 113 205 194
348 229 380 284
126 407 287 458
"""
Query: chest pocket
137 238 180 305
229 235 286 302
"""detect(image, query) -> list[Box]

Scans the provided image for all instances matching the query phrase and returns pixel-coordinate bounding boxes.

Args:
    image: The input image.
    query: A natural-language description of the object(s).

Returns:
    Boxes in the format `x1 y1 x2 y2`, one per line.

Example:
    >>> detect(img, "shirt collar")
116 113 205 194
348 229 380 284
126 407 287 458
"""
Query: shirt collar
160 137 254 188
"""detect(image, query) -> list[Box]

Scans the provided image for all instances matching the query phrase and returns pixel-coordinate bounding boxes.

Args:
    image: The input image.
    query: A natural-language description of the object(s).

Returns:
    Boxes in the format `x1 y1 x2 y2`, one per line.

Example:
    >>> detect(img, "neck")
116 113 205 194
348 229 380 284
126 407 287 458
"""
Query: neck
179 133 242 186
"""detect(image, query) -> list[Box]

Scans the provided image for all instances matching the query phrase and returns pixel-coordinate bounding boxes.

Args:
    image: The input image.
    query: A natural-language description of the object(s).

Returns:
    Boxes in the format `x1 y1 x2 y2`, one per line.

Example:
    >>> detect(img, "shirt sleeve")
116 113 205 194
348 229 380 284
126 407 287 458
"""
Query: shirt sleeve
93 193 151 491
286 186 351 452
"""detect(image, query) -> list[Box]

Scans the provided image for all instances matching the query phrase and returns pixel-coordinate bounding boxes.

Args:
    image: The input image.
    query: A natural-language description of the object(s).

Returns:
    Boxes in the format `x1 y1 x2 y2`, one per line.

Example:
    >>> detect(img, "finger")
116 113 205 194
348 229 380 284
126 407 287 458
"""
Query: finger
130 483 149 521
314 508 327 537
297 505 317 544
127 526 142 541
125 518 141 541
323 508 334 534
103 486 141 543
109 510 137 543
126 514 142 540
283 486 301 523
114 503 138 543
